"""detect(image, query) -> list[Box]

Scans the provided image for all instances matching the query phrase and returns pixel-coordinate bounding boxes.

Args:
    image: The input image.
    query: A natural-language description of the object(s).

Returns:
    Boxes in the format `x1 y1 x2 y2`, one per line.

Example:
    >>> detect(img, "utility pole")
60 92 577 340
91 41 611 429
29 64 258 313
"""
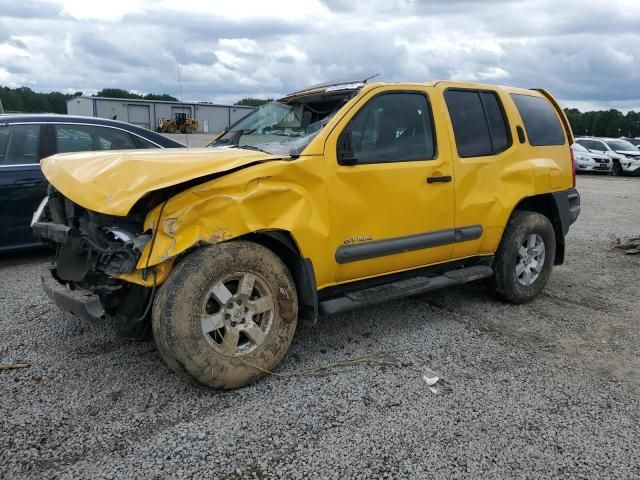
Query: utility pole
0 99 4 114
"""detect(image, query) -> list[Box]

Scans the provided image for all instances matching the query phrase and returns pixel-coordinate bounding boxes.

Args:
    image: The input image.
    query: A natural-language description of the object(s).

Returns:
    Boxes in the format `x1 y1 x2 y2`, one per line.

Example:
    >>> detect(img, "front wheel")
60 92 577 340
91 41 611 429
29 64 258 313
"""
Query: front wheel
492 211 556 304
152 241 298 389
612 160 623 176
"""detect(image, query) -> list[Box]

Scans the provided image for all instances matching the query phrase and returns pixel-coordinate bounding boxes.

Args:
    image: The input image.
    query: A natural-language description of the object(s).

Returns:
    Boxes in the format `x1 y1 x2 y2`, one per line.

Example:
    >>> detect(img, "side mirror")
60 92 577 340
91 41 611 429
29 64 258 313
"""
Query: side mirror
337 128 358 165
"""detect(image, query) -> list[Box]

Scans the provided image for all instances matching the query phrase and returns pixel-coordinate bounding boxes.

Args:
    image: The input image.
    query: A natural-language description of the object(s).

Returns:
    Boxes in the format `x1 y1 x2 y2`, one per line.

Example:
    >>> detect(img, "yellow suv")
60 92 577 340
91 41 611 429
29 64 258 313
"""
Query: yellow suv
33 78 580 388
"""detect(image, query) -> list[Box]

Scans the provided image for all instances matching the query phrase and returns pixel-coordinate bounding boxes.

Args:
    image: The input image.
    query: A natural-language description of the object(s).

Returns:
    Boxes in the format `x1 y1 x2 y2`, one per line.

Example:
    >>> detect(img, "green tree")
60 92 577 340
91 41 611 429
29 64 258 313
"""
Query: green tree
95 88 143 99
234 98 273 107
564 108 640 138
0 87 25 111
143 93 179 101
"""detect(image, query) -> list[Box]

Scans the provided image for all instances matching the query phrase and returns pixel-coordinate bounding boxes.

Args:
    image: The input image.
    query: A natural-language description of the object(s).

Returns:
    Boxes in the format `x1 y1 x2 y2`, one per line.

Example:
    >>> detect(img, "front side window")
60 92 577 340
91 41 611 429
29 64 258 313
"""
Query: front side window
0 124 40 165
342 92 435 164
445 89 511 157
511 94 565 146
55 125 139 153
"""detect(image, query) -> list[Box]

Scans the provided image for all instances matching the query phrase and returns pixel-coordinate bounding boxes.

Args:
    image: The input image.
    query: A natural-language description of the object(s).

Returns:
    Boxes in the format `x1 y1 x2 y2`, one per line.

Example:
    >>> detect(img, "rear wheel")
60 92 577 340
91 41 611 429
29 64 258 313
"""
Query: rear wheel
492 211 556 304
185 125 194 134
152 241 298 389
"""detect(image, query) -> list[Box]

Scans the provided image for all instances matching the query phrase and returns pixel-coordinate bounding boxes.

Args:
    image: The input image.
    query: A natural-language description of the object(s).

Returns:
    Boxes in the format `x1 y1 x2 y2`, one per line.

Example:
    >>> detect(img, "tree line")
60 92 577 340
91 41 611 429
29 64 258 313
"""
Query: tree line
564 109 640 138
2 85 639 138
0 86 179 114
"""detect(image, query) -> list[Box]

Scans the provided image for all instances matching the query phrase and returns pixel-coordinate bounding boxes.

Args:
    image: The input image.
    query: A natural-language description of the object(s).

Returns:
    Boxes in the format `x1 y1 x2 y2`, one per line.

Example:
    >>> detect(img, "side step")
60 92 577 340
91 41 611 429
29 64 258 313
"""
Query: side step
318 265 493 316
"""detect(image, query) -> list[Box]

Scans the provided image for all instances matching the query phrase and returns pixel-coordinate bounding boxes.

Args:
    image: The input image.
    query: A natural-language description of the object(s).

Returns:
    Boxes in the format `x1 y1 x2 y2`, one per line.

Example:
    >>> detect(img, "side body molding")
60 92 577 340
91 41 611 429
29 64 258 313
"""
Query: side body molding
335 225 483 264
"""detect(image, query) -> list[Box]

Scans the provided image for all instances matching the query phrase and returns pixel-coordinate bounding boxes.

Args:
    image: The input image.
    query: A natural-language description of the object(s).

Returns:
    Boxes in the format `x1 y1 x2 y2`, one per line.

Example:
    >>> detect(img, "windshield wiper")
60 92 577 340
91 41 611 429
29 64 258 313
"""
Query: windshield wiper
236 144 269 154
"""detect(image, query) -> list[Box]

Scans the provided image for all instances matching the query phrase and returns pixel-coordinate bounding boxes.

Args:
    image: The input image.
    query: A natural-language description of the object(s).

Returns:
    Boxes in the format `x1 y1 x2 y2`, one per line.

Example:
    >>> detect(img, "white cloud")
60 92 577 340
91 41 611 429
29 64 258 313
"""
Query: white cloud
0 0 639 109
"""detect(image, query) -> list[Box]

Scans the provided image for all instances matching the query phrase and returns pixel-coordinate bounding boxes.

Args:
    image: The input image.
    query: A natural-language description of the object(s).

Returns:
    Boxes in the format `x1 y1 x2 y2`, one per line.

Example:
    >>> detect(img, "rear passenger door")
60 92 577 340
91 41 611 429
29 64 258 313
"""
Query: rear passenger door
0 123 47 250
437 85 515 260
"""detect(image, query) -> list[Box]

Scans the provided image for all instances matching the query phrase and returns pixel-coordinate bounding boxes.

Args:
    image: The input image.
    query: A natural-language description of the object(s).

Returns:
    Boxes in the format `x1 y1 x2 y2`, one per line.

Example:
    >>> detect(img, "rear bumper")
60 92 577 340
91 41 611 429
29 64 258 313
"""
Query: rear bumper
41 264 105 324
552 188 580 236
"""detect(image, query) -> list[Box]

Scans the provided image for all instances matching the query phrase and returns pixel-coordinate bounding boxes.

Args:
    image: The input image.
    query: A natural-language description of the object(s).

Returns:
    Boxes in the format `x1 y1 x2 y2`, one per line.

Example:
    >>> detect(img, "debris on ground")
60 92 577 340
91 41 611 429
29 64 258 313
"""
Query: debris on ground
614 237 640 255
0 363 30 371
422 367 440 387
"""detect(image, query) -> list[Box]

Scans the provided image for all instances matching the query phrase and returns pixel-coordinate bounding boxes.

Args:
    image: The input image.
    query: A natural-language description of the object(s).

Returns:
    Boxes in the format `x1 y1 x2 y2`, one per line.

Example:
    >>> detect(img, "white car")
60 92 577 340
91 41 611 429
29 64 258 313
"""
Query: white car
575 137 640 176
571 143 611 173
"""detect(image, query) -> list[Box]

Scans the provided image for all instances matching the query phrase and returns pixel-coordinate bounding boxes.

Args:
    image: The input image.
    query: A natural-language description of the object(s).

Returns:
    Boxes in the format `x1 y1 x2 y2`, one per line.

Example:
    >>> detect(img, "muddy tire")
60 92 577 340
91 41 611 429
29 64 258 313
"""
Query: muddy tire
166 124 177 133
492 211 556 304
152 241 298 389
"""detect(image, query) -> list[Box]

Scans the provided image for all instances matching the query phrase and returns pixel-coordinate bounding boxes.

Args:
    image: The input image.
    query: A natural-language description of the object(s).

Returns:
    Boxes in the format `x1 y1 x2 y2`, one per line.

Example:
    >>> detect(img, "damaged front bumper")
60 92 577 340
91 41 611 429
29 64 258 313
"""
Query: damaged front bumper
41 264 105 324
32 190 157 339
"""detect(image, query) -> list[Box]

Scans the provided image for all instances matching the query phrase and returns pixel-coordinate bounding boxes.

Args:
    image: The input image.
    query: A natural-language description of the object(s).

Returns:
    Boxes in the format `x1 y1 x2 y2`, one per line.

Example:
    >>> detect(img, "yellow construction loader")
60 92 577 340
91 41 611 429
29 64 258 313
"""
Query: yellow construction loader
158 113 198 134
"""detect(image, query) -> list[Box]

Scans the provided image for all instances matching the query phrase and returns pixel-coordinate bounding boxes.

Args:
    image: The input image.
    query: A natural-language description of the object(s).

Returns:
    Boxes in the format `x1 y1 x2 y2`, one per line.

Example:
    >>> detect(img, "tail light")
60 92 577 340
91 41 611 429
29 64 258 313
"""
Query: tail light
570 148 576 188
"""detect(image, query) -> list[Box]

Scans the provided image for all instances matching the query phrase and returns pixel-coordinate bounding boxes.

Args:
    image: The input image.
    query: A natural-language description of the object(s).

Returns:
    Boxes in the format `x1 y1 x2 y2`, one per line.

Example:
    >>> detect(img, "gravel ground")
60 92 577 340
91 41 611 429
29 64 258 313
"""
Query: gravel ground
1 175 639 479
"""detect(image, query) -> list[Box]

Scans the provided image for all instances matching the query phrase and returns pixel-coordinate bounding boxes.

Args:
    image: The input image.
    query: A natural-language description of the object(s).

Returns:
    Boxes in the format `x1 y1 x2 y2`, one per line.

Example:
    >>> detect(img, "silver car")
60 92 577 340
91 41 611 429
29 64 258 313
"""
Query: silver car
575 137 640 176
571 143 612 173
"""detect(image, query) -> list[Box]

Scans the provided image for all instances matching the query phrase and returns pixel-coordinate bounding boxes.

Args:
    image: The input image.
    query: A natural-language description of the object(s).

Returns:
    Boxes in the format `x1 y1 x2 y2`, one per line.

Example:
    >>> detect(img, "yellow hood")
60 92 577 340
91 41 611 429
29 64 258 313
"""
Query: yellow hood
41 147 283 216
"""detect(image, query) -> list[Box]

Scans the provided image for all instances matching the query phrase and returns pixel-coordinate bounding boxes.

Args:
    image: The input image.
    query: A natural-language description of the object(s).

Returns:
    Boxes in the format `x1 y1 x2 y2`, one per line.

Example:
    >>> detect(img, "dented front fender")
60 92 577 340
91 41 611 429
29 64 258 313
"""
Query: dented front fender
119 156 331 286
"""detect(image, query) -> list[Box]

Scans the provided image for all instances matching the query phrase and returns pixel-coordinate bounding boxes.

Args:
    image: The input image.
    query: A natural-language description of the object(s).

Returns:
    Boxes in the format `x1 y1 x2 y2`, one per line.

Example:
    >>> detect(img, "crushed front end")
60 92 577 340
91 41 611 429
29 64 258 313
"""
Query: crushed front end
32 186 156 339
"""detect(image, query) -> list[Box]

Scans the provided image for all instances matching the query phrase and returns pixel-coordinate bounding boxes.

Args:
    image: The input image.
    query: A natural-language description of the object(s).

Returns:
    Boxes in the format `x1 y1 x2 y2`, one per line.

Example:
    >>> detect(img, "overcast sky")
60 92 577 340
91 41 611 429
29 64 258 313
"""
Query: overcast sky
0 0 639 111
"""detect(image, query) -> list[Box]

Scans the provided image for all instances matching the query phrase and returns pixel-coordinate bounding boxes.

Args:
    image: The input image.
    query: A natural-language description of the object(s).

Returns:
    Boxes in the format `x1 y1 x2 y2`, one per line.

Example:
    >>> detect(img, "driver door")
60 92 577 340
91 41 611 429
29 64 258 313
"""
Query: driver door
324 86 456 283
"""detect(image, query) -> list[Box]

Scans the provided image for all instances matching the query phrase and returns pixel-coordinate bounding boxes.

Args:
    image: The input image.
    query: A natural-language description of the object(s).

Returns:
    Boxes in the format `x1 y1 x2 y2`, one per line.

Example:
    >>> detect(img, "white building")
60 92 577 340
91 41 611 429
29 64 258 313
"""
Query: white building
66 96 255 134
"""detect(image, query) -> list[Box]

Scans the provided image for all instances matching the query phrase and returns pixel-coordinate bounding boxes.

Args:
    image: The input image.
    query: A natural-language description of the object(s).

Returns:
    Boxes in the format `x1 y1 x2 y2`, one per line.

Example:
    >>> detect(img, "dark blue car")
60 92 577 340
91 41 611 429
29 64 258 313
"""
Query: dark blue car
0 114 185 252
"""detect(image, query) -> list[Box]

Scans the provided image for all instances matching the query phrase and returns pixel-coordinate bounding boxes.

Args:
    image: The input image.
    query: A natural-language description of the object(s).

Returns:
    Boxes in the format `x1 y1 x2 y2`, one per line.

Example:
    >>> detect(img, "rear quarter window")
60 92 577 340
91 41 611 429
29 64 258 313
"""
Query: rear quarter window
511 94 565 146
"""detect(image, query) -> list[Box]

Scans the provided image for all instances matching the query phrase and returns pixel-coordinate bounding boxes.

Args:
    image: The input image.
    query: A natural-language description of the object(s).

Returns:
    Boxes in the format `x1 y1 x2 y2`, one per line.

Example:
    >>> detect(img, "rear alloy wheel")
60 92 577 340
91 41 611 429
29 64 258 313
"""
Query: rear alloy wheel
515 234 545 286
492 211 556 304
152 241 298 389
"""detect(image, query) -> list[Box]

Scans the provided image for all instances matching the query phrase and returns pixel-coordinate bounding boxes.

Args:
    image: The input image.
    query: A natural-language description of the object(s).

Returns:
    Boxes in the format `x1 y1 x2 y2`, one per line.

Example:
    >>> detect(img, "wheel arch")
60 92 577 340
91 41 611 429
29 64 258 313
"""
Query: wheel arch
511 194 565 265
238 230 319 325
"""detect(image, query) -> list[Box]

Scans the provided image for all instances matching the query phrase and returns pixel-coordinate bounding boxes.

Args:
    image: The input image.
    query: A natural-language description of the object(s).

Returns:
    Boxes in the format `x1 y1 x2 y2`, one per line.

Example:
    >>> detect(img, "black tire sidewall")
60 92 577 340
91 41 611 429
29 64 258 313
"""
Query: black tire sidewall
613 161 623 176
152 241 298 389
494 211 556 304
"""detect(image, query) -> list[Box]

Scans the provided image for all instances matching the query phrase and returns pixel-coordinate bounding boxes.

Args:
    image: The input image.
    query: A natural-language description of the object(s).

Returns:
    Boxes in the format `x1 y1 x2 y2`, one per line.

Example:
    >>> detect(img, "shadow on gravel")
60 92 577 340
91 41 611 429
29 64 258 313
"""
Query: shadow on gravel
0 247 52 268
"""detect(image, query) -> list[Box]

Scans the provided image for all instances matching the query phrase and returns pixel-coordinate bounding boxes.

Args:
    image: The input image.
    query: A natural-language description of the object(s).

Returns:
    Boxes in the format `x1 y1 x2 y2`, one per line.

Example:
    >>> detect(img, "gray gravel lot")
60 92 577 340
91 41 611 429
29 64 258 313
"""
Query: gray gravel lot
1 175 639 479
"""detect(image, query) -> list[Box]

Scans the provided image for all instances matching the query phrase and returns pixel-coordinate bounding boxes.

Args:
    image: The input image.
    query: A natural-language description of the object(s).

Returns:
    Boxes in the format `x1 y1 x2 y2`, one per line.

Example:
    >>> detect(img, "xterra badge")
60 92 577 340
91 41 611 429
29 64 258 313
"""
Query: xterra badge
343 235 373 245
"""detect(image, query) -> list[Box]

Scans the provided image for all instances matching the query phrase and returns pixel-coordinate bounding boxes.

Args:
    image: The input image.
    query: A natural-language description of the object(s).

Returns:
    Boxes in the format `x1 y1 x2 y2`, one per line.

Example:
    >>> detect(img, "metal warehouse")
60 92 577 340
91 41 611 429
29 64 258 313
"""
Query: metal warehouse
66 96 255 134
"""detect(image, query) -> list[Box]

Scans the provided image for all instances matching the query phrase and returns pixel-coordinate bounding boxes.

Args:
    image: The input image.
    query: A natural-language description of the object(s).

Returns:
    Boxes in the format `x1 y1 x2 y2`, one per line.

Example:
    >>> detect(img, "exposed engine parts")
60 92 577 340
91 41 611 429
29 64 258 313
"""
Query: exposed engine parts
36 189 150 281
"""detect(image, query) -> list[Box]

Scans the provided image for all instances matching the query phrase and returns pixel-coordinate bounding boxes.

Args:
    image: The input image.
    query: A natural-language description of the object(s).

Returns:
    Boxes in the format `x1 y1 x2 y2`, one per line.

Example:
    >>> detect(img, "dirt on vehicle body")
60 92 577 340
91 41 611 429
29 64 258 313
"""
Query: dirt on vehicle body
33 78 580 388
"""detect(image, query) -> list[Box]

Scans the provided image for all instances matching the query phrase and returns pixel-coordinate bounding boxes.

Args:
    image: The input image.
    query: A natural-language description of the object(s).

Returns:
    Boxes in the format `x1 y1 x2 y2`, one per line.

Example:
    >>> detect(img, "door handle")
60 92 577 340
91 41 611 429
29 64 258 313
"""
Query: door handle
426 175 452 184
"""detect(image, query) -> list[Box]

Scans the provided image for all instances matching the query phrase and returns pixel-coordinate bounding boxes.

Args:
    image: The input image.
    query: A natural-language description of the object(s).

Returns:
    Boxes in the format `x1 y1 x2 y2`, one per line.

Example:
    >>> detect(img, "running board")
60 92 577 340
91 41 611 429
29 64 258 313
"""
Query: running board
318 265 493 316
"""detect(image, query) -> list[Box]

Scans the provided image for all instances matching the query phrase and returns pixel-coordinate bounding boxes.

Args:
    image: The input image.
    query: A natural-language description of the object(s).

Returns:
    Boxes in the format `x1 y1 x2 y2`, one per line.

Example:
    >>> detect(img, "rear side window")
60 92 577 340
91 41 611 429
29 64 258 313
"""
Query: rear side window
55 124 139 153
445 90 511 157
133 136 159 148
0 124 40 165
511 94 565 146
